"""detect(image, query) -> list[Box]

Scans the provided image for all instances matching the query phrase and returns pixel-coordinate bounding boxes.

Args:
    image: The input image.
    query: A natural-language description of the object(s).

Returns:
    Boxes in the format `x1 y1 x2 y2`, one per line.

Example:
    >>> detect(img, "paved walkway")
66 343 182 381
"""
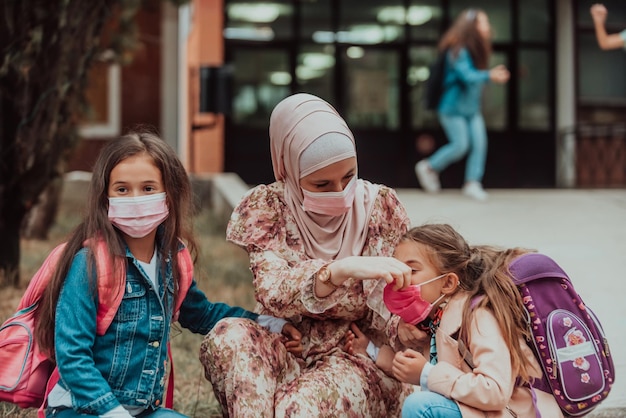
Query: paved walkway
395 188 626 416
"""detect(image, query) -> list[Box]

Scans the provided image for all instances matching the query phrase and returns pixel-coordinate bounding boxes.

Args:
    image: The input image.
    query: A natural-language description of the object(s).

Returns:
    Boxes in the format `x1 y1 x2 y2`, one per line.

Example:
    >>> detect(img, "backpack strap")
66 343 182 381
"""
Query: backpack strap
165 245 194 409
165 342 175 409
455 295 484 369
460 294 542 418
18 243 68 310
172 245 194 321
37 368 60 418
89 239 127 336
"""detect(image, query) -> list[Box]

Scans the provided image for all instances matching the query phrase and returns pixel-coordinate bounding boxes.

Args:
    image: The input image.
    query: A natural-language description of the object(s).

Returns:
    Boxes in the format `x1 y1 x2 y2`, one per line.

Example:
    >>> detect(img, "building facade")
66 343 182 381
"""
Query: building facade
71 0 626 188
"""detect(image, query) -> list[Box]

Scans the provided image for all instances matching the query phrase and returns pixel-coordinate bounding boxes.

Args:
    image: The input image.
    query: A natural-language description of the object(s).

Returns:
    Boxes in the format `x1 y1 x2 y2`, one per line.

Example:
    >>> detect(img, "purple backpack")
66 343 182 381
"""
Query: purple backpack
508 253 615 417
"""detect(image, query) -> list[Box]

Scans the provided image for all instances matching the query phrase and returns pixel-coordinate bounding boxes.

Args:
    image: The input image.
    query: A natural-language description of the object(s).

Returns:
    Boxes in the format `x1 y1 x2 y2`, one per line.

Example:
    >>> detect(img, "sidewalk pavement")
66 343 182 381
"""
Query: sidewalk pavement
395 188 626 417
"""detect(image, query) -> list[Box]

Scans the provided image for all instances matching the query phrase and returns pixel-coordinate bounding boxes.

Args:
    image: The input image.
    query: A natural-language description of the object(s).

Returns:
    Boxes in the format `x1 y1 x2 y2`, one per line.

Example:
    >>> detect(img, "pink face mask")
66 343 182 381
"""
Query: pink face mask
301 177 357 216
108 192 169 238
383 273 447 325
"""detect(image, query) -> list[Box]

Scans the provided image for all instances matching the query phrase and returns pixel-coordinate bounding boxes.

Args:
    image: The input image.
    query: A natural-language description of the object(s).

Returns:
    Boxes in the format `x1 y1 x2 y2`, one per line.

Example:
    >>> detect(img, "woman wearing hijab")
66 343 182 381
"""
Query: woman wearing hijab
199 93 415 417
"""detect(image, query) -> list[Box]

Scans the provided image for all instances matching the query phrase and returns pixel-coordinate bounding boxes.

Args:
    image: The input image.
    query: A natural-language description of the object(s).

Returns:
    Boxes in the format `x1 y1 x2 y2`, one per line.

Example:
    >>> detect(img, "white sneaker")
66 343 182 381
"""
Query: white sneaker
415 160 441 193
463 182 488 201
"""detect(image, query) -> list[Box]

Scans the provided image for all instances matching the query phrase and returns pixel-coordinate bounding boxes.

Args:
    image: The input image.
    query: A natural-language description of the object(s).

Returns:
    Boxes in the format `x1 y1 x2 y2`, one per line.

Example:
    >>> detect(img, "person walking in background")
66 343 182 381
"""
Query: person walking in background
415 8 509 201
200 93 416 417
36 130 301 417
590 4 626 50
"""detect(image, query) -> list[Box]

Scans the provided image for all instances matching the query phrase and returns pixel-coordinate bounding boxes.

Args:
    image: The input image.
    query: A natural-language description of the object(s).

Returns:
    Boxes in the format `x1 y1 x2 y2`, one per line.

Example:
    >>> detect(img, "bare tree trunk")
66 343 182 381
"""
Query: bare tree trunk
0 87 24 287
21 176 63 240
0 208 22 288
0 1 113 286
0 0 182 287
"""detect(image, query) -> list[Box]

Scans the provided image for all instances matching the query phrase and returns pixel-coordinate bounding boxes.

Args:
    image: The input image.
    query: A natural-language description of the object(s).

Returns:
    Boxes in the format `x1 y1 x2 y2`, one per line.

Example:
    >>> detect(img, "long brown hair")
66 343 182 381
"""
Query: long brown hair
400 224 535 384
438 8 491 69
36 128 198 358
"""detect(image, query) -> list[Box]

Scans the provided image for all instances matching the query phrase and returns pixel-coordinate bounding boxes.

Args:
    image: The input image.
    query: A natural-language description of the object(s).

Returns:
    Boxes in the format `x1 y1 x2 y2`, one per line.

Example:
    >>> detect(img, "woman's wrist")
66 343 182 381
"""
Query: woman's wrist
316 263 342 290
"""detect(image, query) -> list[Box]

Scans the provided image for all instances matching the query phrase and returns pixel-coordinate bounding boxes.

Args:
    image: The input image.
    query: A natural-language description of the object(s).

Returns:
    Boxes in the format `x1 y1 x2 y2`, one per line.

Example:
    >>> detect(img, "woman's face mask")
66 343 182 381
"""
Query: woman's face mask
301 177 357 216
108 192 169 238
383 273 447 325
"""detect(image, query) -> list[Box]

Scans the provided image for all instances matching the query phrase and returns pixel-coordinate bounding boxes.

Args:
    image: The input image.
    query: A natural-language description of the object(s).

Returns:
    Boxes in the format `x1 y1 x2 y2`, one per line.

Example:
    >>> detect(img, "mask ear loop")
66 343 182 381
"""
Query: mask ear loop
431 292 447 309
422 273 450 312
416 272 448 288
431 273 457 310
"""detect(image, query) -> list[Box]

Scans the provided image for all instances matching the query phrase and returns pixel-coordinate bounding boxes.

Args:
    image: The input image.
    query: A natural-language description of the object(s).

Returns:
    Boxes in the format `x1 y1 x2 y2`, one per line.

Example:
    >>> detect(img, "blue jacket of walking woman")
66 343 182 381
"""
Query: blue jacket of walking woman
438 48 491 117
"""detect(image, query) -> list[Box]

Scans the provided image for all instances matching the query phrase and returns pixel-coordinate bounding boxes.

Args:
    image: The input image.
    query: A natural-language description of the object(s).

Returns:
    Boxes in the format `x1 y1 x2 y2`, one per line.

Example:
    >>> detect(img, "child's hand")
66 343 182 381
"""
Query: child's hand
392 349 427 385
590 4 608 24
397 319 429 349
343 323 369 357
281 323 303 358
489 65 510 84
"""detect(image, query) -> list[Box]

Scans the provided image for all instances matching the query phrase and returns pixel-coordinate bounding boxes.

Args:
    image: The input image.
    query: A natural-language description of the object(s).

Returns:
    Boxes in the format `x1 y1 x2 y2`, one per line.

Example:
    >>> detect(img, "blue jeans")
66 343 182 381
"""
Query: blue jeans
46 407 188 417
402 391 462 418
429 113 488 183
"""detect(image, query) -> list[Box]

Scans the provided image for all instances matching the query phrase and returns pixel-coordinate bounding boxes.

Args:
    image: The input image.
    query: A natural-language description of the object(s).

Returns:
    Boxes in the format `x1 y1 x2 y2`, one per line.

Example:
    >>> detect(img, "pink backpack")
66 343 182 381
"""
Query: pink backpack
0 240 193 416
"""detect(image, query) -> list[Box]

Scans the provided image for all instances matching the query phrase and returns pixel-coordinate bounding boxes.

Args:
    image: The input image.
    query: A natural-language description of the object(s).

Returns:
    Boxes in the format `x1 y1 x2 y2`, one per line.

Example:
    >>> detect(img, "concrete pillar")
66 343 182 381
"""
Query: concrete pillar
556 0 577 188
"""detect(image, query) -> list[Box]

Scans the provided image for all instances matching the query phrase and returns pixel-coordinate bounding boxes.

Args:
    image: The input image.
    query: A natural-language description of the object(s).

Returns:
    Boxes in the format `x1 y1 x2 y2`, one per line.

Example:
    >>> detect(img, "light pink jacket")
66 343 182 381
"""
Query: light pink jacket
427 291 564 418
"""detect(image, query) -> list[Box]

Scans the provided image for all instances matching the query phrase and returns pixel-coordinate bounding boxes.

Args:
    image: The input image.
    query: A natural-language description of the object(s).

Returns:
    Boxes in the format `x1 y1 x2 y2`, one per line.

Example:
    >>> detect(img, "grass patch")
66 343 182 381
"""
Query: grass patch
0 194 255 417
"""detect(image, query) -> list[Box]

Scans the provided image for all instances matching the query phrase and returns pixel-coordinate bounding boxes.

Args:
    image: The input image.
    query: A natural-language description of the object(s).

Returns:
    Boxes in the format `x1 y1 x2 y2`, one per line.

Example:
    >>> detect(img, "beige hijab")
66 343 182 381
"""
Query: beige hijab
269 93 380 260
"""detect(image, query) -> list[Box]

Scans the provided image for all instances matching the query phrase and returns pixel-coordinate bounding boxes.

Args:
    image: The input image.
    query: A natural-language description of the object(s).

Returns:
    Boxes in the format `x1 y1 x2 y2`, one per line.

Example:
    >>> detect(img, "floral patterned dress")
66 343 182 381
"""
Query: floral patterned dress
200 181 413 417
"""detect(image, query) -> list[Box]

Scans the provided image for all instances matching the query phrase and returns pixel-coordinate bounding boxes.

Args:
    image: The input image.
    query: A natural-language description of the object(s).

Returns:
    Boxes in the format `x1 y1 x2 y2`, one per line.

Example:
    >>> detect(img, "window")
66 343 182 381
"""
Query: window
79 61 121 138
231 49 290 127
408 46 439 129
482 51 508 130
342 48 399 129
224 1 293 41
577 1 626 123
518 49 550 130
409 0 443 41
339 0 405 44
297 44 335 103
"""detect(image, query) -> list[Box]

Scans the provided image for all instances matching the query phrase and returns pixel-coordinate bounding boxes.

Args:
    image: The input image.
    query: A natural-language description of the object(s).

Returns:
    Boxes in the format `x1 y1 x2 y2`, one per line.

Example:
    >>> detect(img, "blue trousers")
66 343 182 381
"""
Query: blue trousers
46 407 188 417
429 112 488 183
402 390 462 418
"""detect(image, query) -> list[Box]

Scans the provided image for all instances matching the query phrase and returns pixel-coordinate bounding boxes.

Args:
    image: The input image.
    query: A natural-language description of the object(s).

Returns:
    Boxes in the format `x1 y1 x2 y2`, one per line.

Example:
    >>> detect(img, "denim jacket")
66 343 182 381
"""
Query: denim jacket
54 243 258 415
438 48 491 116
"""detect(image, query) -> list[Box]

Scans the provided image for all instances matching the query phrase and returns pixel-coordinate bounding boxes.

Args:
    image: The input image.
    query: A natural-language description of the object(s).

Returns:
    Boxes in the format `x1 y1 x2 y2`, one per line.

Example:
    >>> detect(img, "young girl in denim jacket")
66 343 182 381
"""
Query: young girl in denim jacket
345 224 563 417
35 130 302 418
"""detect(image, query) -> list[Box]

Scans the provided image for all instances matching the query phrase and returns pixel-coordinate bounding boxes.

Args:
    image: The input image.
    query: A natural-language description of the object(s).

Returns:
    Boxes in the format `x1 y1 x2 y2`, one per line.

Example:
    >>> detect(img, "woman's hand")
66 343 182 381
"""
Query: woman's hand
281 323 304 358
329 256 412 290
392 349 427 385
397 319 429 349
489 64 510 84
